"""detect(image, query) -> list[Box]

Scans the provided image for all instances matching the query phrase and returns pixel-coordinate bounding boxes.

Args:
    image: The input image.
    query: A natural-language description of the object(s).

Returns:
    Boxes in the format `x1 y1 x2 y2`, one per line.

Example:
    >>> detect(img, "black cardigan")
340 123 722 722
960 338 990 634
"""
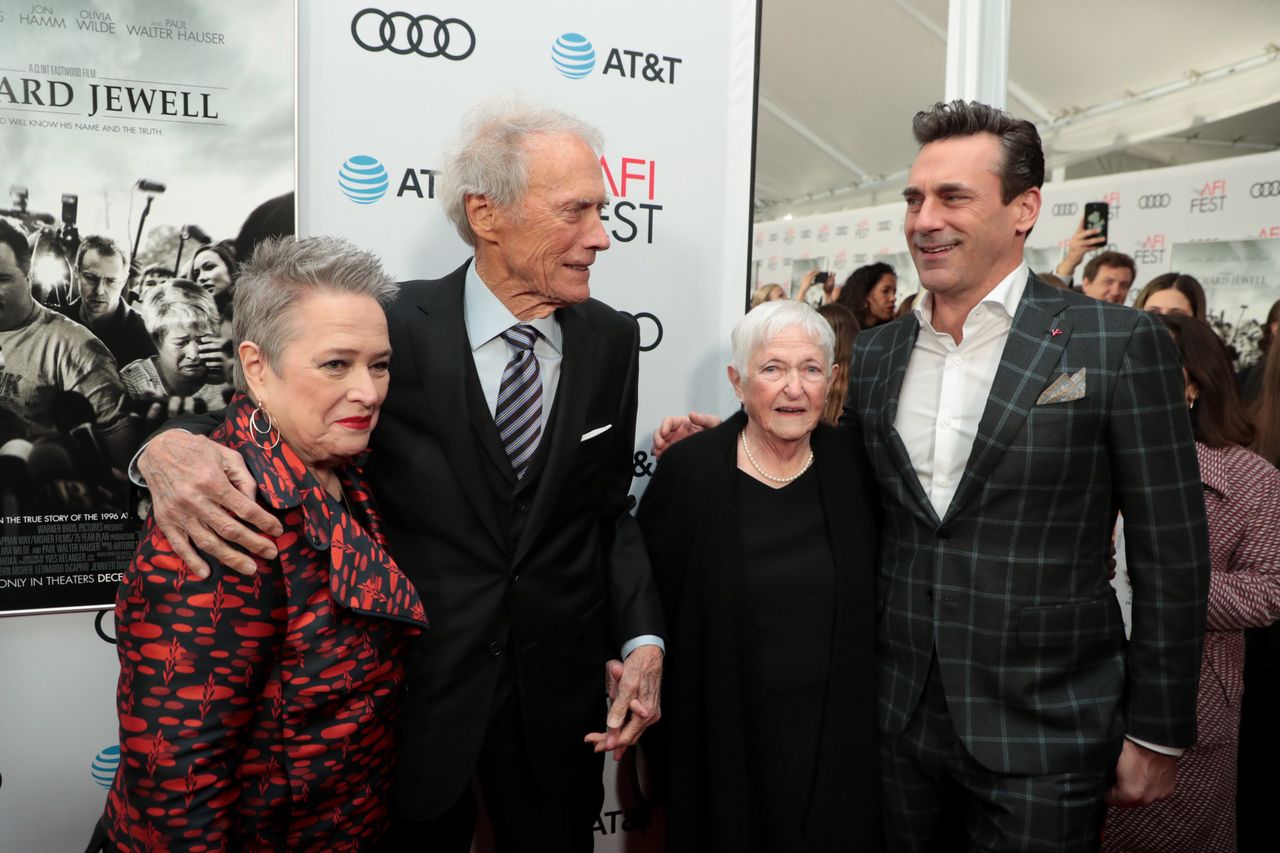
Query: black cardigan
637 412 882 852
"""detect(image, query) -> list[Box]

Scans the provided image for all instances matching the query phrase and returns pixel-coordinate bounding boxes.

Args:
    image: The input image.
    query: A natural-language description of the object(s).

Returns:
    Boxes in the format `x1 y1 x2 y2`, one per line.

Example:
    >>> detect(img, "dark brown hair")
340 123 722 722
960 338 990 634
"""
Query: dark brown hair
836 262 894 328
1134 272 1207 320
1160 314 1254 448
911 100 1044 203
816 303 860 425
1082 251 1136 284
0 218 31 274
1251 334 1280 466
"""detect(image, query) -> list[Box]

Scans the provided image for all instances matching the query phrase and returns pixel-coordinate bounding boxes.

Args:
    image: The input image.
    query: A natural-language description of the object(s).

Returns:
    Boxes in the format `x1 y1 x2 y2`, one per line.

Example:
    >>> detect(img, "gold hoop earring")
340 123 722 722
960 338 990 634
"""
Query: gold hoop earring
250 404 281 450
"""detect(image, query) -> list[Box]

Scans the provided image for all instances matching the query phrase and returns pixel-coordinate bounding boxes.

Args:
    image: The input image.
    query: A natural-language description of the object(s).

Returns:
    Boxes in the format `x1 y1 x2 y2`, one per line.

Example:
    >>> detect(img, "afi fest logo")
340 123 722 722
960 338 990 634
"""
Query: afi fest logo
338 155 441 205
551 32 682 84
600 156 662 243
1134 234 1166 266
351 9 476 60
1189 179 1227 213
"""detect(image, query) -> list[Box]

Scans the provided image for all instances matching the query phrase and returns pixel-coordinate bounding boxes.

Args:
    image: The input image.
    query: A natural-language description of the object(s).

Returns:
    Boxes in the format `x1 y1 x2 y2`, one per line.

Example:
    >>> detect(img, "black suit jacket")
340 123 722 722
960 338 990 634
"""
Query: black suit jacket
375 261 663 818
637 413 881 852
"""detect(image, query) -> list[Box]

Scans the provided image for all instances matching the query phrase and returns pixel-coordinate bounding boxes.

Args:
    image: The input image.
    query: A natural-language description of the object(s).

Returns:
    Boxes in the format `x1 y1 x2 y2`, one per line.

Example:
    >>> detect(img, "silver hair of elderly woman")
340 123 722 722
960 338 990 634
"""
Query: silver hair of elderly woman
731 299 836 377
140 278 219 345
439 98 605 248
231 236 399 391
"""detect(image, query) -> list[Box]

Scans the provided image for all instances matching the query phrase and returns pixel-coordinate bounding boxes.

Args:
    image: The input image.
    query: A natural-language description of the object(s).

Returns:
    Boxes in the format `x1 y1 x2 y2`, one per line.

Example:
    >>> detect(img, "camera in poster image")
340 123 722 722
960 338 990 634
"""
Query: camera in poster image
350 9 476 61
551 32 682 84
338 155 440 204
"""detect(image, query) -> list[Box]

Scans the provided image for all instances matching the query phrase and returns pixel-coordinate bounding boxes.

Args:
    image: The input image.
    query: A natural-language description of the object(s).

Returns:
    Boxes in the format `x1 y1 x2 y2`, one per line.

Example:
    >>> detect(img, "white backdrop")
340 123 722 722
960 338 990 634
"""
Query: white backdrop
753 148 1280 364
0 2 757 850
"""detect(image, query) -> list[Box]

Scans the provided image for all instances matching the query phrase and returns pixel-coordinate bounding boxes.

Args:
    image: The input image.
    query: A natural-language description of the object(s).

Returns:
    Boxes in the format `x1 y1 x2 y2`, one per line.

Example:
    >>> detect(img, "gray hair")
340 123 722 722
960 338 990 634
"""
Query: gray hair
731 300 836 376
140 278 219 345
440 98 605 247
232 236 399 391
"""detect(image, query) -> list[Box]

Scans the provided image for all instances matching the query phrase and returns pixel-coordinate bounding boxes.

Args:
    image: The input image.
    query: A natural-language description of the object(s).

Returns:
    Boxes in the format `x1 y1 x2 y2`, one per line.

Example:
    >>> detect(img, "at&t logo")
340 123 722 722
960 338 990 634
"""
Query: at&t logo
552 32 682 84
91 745 120 789
339 155 390 205
351 9 476 60
339 155 441 205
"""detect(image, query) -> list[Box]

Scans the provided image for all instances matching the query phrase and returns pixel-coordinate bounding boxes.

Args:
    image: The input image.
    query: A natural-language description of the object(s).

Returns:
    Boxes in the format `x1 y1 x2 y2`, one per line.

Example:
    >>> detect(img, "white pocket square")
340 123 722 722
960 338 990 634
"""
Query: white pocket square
580 424 612 442
1037 368 1087 405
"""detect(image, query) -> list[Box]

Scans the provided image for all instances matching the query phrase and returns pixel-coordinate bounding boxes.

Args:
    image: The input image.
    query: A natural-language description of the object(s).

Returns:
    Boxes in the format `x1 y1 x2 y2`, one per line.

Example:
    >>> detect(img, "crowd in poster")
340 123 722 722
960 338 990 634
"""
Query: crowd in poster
0 0 294 614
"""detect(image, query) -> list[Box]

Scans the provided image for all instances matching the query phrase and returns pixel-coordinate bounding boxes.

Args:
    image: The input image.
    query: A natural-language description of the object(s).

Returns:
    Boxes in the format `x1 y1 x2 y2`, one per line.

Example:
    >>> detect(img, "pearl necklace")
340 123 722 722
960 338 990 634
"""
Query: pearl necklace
740 429 814 484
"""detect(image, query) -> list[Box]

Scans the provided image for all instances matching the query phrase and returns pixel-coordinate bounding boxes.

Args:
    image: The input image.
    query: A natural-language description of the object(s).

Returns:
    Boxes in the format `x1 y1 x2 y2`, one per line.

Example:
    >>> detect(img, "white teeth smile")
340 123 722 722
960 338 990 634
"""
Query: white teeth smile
921 245 956 254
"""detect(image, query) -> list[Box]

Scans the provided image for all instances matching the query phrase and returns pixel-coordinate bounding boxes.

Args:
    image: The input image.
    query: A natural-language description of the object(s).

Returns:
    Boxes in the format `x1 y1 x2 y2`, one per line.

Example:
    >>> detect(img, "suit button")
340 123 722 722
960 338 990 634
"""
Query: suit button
925 589 935 602
936 528 951 541
515 501 529 512
487 642 504 656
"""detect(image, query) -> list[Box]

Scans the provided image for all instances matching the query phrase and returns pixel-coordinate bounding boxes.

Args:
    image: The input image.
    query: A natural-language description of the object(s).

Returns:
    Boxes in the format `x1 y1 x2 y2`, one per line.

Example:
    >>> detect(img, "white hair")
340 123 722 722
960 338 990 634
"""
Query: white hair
440 97 605 247
730 299 836 376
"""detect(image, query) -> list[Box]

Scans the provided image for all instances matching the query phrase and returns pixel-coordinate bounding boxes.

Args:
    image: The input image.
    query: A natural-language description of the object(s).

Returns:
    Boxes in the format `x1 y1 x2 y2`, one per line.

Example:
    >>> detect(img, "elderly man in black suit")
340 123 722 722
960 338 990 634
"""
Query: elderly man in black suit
136 100 665 852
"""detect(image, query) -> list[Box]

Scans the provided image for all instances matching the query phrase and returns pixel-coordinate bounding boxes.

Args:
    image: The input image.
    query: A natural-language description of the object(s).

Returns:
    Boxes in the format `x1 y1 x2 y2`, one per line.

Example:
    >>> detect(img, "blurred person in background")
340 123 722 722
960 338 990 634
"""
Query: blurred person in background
1132 272 1207 319
1077 251 1136 305
58 235 157 367
1239 309 1280 852
816 302 859 425
1104 314 1280 853
1238 298 1280 404
122 278 231 412
133 264 174 305
797 268 840 307
1048 214 1108 285
639 299 881 852
836 261 897 329
750 282 787 309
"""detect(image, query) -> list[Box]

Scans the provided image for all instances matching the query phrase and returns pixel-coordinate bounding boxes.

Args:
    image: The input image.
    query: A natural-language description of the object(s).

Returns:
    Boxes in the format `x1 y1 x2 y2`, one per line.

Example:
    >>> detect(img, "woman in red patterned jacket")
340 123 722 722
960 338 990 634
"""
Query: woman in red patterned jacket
1104 314 1280 853
98 236 428 852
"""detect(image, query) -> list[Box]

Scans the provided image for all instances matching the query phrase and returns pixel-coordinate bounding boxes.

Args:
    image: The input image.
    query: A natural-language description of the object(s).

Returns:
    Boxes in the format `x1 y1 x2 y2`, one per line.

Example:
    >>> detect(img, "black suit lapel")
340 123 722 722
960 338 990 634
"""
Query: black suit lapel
944 275 1071 522
410 271 509 552
875 317 940 526
512 303 596 566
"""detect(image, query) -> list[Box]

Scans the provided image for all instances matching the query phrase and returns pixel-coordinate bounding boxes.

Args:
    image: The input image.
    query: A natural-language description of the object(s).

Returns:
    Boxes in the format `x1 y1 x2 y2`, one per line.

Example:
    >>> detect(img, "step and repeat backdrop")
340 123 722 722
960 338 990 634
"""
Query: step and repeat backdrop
0 0 759 850
754 148 1280 365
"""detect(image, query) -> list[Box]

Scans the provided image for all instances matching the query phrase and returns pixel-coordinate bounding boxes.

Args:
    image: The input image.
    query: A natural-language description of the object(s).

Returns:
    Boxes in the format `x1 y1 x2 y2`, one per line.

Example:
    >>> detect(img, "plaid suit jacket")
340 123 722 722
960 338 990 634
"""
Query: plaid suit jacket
844 273 1210 775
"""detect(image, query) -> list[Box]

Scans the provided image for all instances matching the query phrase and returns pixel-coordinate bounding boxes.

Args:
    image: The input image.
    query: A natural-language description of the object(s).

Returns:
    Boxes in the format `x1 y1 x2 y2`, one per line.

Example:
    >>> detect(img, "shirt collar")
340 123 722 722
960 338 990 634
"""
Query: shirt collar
914 261 1030 327
464 261 562 354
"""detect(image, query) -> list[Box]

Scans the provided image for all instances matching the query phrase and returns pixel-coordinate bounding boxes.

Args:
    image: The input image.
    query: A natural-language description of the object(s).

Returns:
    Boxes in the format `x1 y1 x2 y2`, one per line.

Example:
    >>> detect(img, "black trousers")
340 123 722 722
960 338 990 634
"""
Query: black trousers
880 656 1108 853
382 671 603 853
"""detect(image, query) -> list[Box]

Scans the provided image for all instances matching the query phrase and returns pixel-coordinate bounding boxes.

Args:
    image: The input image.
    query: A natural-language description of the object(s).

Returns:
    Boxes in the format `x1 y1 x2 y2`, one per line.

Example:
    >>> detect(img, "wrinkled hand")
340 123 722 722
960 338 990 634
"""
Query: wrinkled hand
584 645 663 760
139 429 282 578
651 411 721 458
1104 739 1178 807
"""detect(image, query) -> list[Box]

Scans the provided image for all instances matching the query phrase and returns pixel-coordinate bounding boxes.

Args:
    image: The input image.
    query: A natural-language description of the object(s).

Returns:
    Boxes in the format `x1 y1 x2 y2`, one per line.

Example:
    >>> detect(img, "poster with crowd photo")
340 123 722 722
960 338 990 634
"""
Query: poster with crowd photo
1169 238 1280 368
0 0 295 615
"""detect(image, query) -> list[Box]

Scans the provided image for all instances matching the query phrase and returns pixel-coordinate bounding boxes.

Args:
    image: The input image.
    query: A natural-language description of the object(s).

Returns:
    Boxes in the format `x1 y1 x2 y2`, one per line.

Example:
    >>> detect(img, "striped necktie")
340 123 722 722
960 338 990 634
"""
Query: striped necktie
495 324 542 478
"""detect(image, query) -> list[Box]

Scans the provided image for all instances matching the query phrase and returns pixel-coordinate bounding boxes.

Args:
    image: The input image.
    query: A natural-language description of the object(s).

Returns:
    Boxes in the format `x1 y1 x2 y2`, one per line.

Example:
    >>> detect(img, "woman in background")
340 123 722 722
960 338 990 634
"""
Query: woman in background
836 262 897 329
816 302 859 425
750 283 787 309
1132 272 1206 319
1103 314 1280 853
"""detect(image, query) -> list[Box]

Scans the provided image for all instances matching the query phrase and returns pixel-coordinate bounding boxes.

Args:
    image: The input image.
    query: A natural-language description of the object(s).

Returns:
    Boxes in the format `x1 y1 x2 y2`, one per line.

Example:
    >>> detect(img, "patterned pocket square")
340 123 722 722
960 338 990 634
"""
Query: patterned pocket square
1037 368 1087 405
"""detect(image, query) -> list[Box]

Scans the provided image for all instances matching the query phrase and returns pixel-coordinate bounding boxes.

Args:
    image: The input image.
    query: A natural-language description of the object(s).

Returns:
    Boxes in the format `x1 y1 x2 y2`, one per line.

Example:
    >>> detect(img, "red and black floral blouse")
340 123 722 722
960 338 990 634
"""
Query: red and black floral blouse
103 394 428 852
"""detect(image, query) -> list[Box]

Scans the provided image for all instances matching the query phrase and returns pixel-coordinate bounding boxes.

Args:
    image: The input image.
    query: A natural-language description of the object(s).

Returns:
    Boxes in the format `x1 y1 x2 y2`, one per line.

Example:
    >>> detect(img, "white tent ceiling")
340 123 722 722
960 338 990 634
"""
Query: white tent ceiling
754 0 1280 219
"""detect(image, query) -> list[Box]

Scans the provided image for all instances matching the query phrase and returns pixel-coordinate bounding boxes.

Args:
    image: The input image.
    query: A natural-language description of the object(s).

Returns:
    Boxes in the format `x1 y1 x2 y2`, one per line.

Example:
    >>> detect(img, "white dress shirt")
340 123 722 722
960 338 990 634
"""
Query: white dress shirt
893 261 1179 757
464 264 663 660
894 262 1029 519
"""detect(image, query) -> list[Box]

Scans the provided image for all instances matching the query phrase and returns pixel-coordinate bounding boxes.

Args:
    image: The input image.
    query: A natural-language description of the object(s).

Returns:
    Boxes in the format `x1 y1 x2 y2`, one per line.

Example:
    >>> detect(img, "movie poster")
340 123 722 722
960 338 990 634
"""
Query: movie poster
0 0 295 614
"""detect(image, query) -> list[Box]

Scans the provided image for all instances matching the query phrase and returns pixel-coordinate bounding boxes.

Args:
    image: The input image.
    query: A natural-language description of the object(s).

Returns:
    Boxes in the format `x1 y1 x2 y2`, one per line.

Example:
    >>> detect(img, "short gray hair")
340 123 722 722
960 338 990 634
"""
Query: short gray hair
731 300 836 376
232 236 398 391
440 98 605 247
140 278 218 345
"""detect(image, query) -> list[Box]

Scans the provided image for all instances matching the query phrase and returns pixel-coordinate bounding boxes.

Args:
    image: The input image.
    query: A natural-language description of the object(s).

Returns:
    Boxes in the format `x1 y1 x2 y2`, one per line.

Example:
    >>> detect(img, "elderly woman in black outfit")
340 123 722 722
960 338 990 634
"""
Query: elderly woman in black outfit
638 299 881 852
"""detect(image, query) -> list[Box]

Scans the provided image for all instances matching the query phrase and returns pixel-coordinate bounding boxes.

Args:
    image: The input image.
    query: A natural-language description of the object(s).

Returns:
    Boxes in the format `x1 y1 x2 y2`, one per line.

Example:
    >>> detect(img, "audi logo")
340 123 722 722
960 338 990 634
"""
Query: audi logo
1250 180 1280 199
1137 193 1172 210
351 9 476 60
621 311 664 352
1051 202 1078 216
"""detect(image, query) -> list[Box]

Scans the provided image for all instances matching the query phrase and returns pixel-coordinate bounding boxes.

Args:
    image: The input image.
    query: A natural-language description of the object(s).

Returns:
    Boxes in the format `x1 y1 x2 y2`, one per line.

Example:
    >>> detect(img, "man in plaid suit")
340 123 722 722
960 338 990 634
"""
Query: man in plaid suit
846 101 1210 851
